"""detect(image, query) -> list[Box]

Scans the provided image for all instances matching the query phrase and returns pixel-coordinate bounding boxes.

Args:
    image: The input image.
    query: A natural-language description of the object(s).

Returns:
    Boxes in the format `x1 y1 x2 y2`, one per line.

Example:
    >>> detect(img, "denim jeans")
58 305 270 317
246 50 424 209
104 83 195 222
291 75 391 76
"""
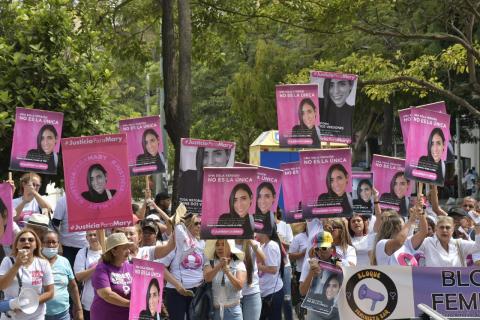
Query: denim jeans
282 266 293 320
241 292 262 320
45 309 70 320
165 287 196 320
260 287 284 320
213 304 242 320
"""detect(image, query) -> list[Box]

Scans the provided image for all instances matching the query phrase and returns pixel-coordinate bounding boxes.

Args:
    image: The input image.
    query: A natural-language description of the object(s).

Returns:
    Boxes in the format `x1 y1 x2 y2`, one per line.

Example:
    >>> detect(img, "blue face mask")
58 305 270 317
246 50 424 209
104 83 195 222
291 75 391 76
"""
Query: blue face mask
42 247 58 259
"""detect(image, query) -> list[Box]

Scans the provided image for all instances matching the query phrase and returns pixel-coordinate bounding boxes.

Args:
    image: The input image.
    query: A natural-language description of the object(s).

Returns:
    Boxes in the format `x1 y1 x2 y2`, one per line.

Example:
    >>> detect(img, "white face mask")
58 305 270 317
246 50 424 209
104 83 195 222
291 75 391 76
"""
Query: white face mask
42 247 58 259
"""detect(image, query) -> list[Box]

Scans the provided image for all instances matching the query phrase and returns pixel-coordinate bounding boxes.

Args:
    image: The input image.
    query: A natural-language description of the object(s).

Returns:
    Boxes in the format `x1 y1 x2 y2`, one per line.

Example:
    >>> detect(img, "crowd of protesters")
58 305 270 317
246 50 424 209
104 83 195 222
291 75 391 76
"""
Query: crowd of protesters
0 172 479 320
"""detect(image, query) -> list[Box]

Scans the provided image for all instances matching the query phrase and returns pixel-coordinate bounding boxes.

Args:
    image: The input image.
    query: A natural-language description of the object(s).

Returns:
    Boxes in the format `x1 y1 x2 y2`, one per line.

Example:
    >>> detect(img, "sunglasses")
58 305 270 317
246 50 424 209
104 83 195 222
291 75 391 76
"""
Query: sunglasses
194 222 201 226
332 226 343 230
19 237 35 243
314 247 331 252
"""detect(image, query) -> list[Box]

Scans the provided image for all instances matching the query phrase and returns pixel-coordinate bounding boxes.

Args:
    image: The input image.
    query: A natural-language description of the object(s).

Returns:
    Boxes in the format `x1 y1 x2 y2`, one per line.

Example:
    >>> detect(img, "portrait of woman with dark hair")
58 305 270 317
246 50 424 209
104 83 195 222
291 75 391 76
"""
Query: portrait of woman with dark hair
0 198 8 240
320 78 354 139
352 179 373 214
254 182 275 234
317 164 353 216
217 183 255 238
81 163 117 203
417 127 446 185
178 146 231 202
291 98 321 147
379 171 410 216
138 278 161 320
26 124 59 173
135 129 166 173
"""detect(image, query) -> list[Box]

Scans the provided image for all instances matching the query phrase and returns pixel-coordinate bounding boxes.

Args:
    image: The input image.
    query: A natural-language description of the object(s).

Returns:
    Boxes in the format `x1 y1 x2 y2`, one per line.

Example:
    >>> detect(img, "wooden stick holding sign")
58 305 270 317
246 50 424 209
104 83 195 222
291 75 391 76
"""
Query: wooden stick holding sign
96 229 106 253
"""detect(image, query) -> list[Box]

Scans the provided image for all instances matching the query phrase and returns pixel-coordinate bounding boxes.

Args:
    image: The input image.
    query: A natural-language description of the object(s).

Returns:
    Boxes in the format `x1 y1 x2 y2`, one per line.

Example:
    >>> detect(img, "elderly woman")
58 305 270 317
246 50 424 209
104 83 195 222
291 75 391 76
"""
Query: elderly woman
204 239 246 320
417 216 480 266
90 233 133 320
43 231 82 320
13 173 51 227
0 229 54 319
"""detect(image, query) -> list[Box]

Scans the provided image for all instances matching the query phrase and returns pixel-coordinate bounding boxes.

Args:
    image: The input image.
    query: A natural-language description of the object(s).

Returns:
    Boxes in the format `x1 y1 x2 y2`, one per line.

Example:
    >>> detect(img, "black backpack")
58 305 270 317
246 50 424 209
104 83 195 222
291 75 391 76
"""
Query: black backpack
188 260 214 320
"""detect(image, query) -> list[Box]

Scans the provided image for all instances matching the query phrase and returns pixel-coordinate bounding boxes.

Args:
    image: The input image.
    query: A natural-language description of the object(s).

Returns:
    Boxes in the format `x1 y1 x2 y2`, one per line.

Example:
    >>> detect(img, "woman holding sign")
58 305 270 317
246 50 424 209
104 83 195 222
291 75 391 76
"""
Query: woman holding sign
417 128 446 185
317 164 353 216
136 129 166 173
26 124 59 173
291 98 320 148
81 164 117 203
217 184 255 239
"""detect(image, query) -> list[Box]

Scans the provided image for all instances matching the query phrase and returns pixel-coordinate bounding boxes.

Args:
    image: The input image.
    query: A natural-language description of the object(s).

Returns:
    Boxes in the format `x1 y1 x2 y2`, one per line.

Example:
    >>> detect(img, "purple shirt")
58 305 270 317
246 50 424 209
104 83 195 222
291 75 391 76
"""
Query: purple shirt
90 261 133 320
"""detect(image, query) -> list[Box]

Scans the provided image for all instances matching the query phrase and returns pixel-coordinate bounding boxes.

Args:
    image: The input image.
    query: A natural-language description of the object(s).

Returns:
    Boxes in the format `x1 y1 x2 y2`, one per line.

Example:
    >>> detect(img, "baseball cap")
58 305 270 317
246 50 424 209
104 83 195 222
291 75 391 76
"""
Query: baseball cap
312 231 334 248
141 219 159 234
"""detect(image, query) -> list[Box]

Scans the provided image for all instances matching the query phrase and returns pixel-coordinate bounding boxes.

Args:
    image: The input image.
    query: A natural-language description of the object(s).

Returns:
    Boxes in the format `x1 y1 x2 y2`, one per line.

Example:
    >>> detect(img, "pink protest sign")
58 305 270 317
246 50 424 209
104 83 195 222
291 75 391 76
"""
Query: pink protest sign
404 108 451 186
254 166 282 234
399 101 447 147
310 71 358 144
0 184 14 245
10 107 64 175
201 167 258 239
300 148 353 219
276 84 321 148
129 259 164 320
372 154 412 216
352 172 374 216
119 116 165 176
281 162 303 223
178 138 235 214
62 134 133 231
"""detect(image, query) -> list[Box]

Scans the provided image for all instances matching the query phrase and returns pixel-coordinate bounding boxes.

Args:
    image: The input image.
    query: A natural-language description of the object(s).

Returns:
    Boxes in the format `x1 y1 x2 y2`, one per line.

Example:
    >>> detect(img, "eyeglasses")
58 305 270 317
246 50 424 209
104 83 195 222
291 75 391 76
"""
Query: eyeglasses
194 222 201 226
19 237 35 243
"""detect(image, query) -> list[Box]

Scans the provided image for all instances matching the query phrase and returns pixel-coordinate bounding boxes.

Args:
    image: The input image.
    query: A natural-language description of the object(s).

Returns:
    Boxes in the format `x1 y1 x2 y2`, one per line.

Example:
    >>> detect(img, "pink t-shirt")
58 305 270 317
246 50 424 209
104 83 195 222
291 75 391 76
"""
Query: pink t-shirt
90 261 133 320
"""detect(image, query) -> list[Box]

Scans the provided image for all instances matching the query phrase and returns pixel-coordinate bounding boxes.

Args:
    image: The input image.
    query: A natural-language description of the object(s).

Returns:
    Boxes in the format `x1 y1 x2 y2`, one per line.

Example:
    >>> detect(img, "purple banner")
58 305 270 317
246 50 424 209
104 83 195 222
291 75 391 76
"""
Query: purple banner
178 138 235 214
310 71 358 144
62 134 133 231
10 107 64 175
276 84 320 148
352 172 374 216
372 155 411 216
0 184 14 246
119 116 165 176
201 167 258 239
129 259 164 320
300 148 352 219
281 162 303 223
404 108 451 186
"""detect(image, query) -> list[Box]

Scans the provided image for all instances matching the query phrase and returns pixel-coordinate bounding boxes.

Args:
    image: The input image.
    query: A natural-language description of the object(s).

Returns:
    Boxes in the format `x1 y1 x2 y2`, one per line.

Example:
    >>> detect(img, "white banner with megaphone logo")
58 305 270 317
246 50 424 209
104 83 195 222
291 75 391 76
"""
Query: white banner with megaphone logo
338 266 480 319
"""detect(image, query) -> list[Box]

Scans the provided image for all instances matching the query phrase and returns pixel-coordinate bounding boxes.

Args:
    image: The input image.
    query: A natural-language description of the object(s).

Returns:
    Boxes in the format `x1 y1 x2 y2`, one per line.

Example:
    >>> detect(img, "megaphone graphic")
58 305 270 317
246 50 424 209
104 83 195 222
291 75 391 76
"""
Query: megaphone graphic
358 284 385 311
0 288 39 316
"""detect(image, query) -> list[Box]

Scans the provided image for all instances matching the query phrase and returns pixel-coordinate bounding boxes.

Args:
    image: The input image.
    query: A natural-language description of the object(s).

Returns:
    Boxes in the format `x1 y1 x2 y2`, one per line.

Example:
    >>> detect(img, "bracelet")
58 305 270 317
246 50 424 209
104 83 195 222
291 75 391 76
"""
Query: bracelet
252 244 259 252
374 201 379 204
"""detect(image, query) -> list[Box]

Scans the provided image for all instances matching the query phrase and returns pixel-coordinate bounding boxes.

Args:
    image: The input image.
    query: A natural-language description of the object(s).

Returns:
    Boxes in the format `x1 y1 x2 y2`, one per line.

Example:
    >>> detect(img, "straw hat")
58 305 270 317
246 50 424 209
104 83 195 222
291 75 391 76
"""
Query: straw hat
105 233 133 253
204 239 245 261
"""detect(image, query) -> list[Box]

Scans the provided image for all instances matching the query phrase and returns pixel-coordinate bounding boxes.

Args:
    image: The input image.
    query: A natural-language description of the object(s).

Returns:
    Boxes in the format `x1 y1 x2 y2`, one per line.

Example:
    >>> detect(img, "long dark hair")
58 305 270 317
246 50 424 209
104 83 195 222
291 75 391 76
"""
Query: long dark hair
145 278 160 315
194 147 232 182
426 127 445 162
36 124 58 154
297 98 316 128
229 183 253 215
389 171 409 199
322 78 354 108
141 129 159 156
326 164 348 196
86 163 107 194
356 179 372 200
320 273 341 304
255 182 276 214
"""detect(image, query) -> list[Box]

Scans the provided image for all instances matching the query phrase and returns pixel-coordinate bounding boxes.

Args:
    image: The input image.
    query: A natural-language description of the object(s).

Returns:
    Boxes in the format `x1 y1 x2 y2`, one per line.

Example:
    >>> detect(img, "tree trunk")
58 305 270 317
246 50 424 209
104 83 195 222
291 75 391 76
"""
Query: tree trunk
381 102 393 156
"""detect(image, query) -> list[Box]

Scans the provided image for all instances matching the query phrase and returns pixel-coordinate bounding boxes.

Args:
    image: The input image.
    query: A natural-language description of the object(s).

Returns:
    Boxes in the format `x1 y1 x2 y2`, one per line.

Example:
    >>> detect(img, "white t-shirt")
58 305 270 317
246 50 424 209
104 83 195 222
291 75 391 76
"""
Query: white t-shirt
235 241 260 296
289 232 309 272
417 236 480 267
73 247 102 311
0 256 54 320
375 237 418 266
136 246 156 261
276 220 293 267
157 224 205 289
12 197 41 226
335 245 357 266
258 241 283 297
53 196 87 248
351 235 374 266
